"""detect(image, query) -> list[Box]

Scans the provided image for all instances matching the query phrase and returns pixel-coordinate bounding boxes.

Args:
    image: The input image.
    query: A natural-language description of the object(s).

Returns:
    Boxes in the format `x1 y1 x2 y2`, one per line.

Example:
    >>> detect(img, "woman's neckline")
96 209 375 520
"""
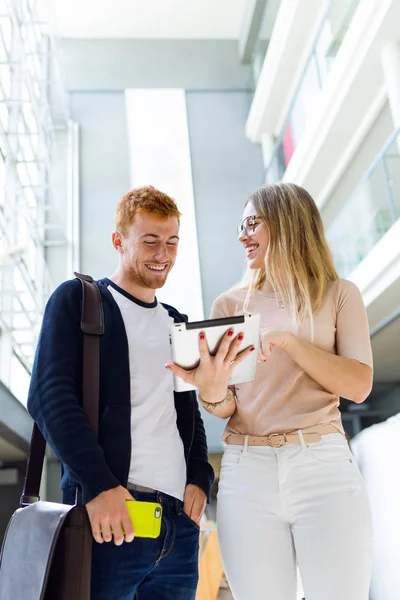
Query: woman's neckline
255 289 278 298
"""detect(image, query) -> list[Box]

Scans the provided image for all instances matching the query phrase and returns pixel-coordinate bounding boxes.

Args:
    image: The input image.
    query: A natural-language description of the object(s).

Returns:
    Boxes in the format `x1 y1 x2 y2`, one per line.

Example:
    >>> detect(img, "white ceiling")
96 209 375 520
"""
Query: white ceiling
40 0 249 39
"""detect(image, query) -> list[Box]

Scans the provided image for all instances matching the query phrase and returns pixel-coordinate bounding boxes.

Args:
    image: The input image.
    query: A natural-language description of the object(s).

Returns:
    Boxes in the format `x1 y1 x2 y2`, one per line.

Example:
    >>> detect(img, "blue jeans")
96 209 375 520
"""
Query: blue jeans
90 489 200 600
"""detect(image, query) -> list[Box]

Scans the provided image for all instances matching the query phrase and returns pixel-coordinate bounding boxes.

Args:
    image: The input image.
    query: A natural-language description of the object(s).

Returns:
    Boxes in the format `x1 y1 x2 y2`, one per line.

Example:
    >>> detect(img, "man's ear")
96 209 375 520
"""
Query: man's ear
112 231 124 253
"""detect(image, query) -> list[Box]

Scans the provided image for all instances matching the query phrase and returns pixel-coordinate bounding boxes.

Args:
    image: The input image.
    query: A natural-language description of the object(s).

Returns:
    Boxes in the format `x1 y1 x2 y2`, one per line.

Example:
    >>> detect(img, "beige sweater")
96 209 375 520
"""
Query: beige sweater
210 279 373 439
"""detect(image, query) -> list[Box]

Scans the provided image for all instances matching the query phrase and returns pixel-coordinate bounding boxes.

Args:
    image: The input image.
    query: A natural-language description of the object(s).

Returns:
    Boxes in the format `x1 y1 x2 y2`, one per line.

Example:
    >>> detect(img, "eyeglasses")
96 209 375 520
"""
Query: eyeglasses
237 215 262 237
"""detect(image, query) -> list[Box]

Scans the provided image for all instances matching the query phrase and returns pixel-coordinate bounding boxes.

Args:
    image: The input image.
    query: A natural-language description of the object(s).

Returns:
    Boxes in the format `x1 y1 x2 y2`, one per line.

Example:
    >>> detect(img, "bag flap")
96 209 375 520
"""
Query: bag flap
0 501 74 600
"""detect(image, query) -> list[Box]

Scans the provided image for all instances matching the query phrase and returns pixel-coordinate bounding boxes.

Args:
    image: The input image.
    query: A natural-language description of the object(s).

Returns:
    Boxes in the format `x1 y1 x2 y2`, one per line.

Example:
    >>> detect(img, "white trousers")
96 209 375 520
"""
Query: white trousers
217 433 372 600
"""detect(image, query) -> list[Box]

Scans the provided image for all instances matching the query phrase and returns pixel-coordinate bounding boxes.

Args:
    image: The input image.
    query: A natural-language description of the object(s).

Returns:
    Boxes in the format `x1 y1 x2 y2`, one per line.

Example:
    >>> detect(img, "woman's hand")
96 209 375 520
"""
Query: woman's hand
258 328 291 362
166 329 255 404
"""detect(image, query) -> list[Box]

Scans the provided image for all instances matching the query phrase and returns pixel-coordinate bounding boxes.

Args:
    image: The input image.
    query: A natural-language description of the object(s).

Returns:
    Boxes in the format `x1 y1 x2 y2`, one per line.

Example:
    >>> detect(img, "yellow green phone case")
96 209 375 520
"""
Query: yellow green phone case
126 500 163 539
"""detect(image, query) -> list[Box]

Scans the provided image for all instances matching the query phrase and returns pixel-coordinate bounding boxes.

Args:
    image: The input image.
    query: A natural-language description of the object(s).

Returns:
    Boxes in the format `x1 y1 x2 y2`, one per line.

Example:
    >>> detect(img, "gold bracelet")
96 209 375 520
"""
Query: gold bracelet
199 388 235 411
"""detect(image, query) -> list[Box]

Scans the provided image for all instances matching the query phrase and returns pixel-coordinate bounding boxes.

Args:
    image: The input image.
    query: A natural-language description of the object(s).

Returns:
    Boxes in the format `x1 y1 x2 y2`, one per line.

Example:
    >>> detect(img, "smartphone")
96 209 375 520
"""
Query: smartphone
125 500 163 539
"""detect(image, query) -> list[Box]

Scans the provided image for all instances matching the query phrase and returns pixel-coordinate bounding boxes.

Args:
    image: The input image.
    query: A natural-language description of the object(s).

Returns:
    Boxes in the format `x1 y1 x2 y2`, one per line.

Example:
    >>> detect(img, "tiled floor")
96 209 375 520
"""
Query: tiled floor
217 590 233 600
217 575 233 599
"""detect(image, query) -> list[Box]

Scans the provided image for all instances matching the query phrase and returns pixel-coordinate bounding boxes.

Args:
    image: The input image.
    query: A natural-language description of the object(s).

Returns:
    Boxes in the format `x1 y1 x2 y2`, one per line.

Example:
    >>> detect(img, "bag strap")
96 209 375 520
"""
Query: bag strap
20 273 104 507
74 273 104 438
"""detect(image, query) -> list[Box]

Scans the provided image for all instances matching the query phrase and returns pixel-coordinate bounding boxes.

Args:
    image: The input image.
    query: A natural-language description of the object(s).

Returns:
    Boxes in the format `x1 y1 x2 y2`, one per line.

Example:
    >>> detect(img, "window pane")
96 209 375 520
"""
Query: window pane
125 89 204 319
0 153 5 209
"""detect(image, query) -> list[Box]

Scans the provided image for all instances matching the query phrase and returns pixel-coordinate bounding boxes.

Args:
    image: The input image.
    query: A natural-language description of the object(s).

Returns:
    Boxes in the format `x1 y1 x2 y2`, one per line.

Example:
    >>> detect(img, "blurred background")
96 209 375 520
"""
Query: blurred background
0 0 399 598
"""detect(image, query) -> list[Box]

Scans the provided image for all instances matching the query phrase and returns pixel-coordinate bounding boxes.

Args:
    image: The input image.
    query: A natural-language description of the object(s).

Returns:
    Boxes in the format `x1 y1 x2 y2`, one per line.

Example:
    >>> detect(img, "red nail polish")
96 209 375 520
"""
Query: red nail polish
165 365 172 370
250 346 255 352
227 330 234 337
238 334 244 341
199 334 205 340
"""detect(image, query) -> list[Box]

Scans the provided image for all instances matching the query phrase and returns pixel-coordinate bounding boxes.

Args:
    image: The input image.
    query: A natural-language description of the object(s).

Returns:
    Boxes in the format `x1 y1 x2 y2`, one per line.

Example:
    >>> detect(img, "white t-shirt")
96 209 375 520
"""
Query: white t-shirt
107 281 186 501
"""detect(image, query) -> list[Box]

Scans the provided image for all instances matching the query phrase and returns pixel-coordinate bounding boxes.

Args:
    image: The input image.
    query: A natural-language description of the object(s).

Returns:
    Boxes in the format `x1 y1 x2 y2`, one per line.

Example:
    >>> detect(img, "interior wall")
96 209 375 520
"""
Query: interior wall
46 458 62 503
186 89 264 317
373 384 400 414
70 91 131 279
0 466 25 544
46 130 70 287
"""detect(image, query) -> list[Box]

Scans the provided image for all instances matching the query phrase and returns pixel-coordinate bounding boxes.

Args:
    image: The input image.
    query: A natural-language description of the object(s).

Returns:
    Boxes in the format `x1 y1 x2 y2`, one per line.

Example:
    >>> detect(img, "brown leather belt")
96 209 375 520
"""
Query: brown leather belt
225 424 341 448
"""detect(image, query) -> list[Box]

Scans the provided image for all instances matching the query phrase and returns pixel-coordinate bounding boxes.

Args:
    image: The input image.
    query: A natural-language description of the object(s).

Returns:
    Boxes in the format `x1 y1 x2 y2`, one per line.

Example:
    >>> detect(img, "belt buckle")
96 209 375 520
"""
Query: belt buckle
267 433 287 448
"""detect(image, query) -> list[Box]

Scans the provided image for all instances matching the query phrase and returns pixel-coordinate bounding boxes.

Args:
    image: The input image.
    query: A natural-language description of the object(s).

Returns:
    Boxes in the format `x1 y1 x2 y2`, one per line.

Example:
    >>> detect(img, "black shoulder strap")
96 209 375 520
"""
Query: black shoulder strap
20 273 104 507
74 273 104 438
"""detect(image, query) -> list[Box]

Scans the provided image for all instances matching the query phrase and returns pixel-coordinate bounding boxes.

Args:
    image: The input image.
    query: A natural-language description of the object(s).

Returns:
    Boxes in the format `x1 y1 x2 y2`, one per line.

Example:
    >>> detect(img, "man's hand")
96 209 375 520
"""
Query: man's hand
183 484 207 525
86 485 135 546
166 329 255 404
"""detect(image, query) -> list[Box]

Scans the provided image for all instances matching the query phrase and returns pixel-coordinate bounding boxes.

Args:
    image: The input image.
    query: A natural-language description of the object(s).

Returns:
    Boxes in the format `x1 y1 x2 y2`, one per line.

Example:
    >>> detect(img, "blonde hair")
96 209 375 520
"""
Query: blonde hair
240 183 339 334
115 185 181 236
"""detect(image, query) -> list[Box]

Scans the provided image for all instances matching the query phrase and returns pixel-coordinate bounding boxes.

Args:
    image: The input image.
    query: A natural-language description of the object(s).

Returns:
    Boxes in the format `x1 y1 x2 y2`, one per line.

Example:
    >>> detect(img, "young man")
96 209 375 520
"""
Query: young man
27 186 215 600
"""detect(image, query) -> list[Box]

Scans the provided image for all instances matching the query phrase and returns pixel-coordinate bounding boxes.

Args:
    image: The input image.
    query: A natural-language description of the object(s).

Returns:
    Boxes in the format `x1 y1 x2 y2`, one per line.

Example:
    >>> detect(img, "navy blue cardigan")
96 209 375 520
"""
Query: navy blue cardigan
27 278 214 505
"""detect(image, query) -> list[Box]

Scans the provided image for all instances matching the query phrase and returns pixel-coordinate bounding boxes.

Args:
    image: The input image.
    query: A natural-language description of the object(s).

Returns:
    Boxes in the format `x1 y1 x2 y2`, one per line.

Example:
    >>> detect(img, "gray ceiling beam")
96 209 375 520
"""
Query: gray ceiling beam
0 381 33 454
238 0 267 64
370 307 400 338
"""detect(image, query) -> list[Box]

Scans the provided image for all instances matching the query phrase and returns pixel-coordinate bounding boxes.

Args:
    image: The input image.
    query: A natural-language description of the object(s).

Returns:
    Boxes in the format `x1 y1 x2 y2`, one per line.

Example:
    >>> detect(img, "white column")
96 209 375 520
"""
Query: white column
381 41 400 129
39 452 48 501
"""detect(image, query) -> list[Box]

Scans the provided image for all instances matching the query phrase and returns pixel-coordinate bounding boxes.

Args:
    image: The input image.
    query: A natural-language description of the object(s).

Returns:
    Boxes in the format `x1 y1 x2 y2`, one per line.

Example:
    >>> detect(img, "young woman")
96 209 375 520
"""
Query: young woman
169 183 373 600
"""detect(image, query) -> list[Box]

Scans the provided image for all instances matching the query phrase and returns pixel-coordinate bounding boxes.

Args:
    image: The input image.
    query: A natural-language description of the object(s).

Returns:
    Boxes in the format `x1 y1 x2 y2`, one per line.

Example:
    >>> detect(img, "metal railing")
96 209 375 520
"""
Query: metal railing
0 0 67 403
264 0 361 183
327 129 400 277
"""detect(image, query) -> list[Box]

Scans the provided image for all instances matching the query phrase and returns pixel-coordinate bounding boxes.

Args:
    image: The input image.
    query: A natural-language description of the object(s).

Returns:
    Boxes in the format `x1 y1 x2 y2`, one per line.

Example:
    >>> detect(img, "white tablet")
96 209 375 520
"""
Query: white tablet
169 314 260 393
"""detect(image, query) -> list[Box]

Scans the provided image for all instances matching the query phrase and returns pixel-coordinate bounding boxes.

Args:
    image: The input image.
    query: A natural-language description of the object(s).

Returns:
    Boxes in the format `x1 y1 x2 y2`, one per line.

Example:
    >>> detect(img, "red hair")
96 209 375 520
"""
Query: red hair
115 185 181 235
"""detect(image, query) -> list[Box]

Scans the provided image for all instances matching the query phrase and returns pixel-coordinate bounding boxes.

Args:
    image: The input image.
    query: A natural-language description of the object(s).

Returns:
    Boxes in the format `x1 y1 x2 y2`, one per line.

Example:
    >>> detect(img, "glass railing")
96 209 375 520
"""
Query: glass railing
264 0 361 183
327 129 400 277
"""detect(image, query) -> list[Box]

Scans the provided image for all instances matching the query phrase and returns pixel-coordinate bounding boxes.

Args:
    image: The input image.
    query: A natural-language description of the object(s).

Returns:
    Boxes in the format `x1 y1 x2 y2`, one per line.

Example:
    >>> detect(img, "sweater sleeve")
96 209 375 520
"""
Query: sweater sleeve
27 279 120 504
186 393 215 499
335 280 373 368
